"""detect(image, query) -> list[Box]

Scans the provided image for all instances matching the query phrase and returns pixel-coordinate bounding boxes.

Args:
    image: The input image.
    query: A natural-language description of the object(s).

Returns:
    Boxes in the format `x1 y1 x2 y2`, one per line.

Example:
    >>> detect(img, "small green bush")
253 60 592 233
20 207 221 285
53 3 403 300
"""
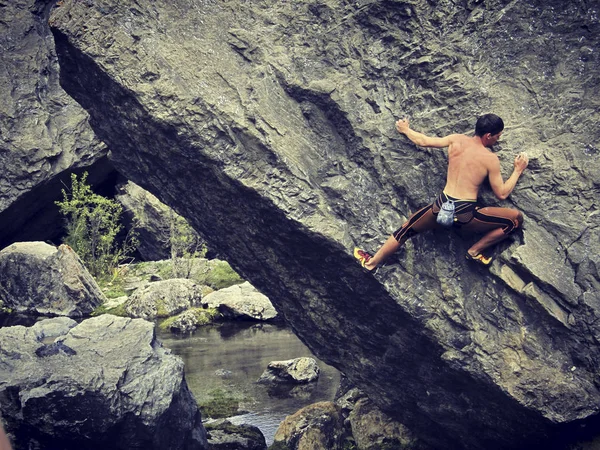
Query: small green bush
56 173 137 278
91 303 128 317
205 261 244 290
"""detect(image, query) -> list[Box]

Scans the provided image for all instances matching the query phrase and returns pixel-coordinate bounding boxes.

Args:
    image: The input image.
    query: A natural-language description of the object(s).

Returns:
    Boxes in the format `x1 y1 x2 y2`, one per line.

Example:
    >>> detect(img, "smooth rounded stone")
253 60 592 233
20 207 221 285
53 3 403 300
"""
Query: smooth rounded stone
124 278 204 319
0 242 105 317
203 282 278 321
272 402 346 450
258 357 320 384
205 419 267 450
0 315 207 450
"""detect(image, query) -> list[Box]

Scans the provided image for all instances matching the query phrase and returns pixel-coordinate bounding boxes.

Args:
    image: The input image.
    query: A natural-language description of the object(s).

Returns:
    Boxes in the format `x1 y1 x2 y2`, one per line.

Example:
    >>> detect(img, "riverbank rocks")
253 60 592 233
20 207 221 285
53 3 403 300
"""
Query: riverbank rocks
47 0 600 448
205 419 266 450
124 278 204 320
0 315 207 450
121 259 243 294
336 386 427 450
258 358 320 385
0 242 105 317
160 308 221 334
272 402 347 450
204 282 278 321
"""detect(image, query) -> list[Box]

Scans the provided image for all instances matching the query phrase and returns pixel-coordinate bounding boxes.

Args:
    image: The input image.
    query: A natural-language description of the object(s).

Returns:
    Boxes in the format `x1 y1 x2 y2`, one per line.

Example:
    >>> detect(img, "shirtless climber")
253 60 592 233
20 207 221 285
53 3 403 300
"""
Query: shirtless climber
354 113 529 271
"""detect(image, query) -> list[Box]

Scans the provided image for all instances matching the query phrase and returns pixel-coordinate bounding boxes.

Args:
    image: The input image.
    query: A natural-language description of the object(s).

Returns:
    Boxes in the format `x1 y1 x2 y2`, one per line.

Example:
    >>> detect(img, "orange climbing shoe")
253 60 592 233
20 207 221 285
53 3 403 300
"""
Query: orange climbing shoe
465 252 493 267
354 247 375 272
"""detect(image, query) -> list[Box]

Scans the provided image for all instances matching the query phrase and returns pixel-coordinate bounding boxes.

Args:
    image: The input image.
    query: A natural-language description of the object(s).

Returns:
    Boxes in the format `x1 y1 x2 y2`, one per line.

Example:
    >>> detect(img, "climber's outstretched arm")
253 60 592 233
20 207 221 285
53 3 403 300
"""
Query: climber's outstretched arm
396 118 456 148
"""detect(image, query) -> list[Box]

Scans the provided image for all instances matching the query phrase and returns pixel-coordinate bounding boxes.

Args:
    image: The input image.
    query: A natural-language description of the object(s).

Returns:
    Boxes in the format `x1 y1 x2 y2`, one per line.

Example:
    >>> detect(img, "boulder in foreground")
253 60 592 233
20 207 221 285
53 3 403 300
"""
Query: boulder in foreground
0 315 207 450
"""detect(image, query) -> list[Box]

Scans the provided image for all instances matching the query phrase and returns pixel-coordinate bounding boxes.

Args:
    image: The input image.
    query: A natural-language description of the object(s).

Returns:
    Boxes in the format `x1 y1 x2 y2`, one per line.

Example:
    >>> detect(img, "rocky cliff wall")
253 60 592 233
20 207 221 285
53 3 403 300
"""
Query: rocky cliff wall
0 0 108 247
47 1 599 449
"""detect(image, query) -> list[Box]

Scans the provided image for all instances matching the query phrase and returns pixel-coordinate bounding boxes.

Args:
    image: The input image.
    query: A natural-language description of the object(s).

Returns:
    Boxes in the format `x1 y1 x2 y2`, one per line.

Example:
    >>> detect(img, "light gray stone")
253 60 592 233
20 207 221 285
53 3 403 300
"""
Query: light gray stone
203 282 277 321
0 315 207 449
0 242 105 317
258 357 320 384
124 278 203 320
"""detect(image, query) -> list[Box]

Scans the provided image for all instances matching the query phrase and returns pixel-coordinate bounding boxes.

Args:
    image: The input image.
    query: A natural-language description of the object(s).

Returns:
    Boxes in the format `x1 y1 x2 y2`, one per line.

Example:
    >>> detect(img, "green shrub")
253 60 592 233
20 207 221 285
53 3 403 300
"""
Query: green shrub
91 302 128 317
56 173 137 278
205 260 244 290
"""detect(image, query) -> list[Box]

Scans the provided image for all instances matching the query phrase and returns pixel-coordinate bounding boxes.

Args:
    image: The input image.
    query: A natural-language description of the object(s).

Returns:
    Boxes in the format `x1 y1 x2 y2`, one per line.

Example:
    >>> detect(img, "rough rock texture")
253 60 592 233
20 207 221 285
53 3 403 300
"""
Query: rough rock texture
205 419 267 450
115 180 203 262
48 1 600 449
161 308 217 334
273 401 348 450
0 0 108 248
203 282 278 321
0 315 207 450
0 242 105 317
336 386 427 450
258 358 320 385
122 259 242 293
124 278 204 320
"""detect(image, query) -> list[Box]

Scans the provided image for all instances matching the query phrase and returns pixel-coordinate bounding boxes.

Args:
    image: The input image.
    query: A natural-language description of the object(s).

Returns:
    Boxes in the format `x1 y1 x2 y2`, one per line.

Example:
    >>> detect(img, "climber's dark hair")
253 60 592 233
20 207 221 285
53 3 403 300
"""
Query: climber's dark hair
475 114 504 137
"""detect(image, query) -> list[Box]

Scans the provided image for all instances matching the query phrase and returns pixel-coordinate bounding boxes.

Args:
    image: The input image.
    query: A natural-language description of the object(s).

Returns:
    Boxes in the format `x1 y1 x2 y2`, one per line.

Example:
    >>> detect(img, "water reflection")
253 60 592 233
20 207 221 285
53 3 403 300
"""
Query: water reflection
157 321 341 445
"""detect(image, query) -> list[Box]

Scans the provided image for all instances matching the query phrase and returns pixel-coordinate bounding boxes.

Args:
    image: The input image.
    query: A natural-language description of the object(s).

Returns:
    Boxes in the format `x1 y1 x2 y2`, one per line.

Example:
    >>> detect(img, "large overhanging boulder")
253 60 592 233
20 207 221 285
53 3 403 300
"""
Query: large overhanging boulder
0 315 207 450
0 0 108 248
48 1 600 449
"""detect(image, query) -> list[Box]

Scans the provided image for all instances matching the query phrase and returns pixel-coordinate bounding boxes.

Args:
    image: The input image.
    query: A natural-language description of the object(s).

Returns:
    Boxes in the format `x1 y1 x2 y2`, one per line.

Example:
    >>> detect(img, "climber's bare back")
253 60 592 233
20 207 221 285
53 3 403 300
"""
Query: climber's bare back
443 134 501 200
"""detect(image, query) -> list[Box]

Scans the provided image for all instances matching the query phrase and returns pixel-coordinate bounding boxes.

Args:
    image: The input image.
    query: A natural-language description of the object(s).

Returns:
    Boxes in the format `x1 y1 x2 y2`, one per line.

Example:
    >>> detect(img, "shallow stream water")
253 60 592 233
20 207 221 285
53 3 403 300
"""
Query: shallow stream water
156 321 341 446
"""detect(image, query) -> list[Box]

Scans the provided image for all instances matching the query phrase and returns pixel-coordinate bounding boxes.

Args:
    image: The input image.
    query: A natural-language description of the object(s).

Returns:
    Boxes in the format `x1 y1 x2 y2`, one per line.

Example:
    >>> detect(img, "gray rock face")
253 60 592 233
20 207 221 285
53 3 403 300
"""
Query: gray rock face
115 180 204 262
258 358 320 385
273 402 347 450
124 278 204 320
0 0 107 248
48 1 600 449
336 387 427 450
203 282 278 321
0 242 105 317
205 419 267 450
0 315 207 450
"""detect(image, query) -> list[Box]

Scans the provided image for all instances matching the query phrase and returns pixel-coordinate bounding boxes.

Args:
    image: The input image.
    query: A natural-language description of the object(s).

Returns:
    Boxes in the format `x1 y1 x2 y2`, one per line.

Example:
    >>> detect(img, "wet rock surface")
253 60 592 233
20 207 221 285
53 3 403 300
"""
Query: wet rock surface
0 315 207 450
10 0 596 449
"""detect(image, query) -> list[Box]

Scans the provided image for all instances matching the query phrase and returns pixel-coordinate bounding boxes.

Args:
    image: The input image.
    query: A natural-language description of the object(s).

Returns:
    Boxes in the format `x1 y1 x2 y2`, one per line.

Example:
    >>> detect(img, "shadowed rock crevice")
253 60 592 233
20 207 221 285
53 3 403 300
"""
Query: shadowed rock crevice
47 1 600 449
0 157 119 250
